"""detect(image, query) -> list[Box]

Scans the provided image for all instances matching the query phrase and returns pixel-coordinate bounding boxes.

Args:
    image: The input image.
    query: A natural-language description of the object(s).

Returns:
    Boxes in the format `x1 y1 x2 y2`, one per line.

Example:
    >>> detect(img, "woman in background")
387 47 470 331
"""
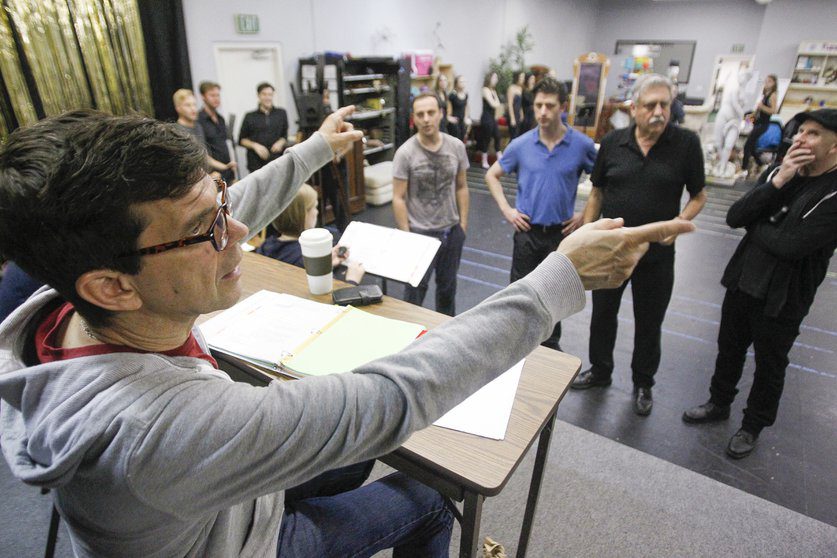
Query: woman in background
506 71 525 140
520 73 536 134
257 184 365 284
433 73 450 133
478 72 503 169
741 74 778 175
447 75 470 142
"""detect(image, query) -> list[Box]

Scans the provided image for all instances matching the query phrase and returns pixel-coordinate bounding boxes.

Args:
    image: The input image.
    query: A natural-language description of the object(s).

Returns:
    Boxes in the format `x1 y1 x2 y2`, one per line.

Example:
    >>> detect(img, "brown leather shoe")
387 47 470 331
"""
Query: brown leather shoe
682 401 731 423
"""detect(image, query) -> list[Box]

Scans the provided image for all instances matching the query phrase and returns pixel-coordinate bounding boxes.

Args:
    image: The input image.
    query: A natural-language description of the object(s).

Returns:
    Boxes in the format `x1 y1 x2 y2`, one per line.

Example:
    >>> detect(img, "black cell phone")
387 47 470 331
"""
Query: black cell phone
332 285 383 306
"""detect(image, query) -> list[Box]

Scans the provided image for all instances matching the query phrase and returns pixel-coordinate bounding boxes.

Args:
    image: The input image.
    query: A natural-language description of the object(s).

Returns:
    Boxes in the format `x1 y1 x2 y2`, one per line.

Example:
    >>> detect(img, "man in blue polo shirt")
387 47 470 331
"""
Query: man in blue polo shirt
485 78 597 351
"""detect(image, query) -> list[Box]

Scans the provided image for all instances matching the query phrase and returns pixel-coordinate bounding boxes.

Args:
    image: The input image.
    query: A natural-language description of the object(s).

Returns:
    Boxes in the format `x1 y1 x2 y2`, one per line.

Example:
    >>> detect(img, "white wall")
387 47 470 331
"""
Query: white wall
754 0 837 78
182 0 598 133
590 0 766 99
183 0 834 131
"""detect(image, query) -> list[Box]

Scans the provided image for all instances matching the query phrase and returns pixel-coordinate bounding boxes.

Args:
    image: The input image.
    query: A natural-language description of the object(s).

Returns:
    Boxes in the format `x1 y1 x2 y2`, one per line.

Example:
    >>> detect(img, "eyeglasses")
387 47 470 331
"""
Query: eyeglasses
641 100 670 110
120 178 230 257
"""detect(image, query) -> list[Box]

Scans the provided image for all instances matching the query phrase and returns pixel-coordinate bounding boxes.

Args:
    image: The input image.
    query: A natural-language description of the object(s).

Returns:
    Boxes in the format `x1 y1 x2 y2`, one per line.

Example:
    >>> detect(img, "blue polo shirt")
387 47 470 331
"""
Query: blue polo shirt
499 126 597 226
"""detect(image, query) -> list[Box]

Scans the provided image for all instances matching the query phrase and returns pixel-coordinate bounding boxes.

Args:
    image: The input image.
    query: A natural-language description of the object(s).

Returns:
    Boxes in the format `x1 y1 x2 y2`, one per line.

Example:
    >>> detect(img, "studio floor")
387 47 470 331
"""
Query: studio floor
358 167 837 528
1 167 834 557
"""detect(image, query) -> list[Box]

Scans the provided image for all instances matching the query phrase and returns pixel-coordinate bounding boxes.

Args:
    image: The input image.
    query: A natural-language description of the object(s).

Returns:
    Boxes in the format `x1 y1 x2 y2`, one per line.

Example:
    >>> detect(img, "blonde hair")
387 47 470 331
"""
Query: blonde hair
172 88 195 107
272 183 318 236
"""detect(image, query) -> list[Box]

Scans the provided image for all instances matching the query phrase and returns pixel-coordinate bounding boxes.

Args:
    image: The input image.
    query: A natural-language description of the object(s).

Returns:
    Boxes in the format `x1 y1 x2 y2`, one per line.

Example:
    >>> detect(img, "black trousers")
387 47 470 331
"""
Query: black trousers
320 161 349 232
709 289 802 434
404 224 465 317
742 121 770 169
588 252 675 387
477 116 501 153
511 226 566 349
447 120 466 142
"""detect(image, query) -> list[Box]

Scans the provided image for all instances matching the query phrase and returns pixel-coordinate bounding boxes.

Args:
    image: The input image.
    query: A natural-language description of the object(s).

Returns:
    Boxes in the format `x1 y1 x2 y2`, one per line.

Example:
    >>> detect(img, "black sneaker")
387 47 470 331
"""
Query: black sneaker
570 369 612 390
682 401 731 424
727 429 759 459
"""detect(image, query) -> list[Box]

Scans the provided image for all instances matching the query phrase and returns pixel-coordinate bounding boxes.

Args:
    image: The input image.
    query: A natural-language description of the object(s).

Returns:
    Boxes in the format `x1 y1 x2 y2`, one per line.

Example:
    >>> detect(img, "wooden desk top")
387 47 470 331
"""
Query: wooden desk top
203 252 581 497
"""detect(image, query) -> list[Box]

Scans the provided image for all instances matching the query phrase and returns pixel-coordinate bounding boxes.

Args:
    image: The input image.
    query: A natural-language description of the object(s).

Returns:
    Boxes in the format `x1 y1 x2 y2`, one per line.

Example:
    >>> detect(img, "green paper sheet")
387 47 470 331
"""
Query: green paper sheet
283 307 425 376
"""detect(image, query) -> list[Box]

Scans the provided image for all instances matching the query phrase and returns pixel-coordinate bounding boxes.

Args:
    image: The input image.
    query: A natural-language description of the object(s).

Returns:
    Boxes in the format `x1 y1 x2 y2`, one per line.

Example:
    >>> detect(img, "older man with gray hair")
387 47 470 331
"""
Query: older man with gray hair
573 74 707 415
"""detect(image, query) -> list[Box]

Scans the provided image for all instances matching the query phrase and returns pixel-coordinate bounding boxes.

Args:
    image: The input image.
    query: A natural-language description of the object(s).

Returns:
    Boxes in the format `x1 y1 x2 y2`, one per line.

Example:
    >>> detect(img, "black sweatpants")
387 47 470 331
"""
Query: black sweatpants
708 289 802 434
588 252 675 388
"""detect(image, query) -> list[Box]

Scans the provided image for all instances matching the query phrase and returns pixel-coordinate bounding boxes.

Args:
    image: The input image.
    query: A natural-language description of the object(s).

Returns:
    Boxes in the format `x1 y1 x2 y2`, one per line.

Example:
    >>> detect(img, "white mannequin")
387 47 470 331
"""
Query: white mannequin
712 70 751 176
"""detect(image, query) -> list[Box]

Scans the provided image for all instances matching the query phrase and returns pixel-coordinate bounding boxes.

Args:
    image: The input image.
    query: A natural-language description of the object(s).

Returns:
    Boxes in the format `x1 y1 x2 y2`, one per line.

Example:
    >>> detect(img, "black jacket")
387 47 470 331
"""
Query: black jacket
721 165 837 318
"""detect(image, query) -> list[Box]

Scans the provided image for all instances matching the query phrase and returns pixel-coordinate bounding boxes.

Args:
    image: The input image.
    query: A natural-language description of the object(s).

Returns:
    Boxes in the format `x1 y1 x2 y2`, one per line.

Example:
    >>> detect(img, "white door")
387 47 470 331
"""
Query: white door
213 43 284 177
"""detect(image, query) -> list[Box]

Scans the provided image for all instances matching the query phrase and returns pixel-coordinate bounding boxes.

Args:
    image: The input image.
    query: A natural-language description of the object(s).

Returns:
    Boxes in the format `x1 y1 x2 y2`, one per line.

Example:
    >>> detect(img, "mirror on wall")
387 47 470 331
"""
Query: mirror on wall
568 52 610 138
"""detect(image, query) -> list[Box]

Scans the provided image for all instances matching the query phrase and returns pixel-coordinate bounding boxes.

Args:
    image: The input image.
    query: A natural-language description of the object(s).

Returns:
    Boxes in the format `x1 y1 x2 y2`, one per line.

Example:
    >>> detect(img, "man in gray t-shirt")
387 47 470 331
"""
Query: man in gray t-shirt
393 93 470 316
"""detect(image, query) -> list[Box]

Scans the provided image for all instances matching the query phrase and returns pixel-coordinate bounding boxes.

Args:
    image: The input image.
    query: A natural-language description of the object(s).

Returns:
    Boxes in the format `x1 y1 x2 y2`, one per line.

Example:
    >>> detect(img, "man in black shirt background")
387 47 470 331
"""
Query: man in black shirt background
198 81 237 183
573 74 707 416
683 109 836 459
239 82 289 174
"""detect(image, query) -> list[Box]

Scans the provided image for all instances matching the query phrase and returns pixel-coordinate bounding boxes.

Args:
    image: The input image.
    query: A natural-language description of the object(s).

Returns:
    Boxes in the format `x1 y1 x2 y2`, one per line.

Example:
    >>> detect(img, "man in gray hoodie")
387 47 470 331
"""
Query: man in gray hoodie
0 108 692 557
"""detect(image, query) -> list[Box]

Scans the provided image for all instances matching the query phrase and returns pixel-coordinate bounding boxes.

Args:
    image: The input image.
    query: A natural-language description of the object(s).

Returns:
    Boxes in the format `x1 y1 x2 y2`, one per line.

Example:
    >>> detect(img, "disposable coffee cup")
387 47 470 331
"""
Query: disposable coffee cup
299 228 333 295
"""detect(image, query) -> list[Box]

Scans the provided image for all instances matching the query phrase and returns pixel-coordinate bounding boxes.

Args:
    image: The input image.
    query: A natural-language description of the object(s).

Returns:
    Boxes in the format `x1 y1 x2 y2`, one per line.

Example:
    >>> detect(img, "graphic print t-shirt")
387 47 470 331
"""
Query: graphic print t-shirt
392 134 469 231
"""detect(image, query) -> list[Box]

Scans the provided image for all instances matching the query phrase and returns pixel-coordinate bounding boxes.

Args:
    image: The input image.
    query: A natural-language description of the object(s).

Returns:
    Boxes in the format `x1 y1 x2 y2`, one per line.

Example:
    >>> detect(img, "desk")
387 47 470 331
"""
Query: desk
204 252 581 557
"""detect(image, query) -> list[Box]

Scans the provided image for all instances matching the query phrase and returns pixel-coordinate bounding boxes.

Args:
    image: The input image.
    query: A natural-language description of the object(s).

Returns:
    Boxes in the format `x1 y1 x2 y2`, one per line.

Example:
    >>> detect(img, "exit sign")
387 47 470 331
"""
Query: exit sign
235 14 259 34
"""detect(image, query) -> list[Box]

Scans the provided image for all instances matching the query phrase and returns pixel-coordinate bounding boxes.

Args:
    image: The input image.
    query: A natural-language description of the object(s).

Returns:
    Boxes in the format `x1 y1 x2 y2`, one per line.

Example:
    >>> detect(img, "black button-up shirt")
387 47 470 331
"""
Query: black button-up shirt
238 106 288 172
591 123 705 258
198 109 231 165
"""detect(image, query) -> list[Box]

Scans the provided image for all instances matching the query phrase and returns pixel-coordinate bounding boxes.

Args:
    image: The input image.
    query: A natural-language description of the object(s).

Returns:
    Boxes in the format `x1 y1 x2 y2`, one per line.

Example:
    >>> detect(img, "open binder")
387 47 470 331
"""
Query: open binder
199 290 426 378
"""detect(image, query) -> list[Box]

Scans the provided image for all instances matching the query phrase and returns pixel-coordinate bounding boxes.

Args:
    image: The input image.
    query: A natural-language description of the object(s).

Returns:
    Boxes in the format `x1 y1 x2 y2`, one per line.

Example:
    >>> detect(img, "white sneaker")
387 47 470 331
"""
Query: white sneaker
481 154 489 169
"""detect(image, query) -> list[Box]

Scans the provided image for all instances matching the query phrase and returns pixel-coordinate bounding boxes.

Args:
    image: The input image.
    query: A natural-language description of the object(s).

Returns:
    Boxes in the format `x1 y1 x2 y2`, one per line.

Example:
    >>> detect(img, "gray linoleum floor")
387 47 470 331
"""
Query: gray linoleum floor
1 169 834 557
357 167 837 529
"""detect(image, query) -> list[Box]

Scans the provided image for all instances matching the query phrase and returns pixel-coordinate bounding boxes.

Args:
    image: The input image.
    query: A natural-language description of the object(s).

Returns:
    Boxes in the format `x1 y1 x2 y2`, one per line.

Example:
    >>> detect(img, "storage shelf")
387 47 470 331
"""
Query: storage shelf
346 108 395 121
363 142 394 156
788 83 837 91
343 73 385 82
793 68 823 73
344 85 391 95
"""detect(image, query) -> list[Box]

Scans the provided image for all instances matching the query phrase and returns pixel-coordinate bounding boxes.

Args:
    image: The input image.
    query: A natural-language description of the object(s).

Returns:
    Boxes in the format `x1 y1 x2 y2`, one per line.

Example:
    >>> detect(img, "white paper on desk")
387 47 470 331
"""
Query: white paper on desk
199 290 345 365
433 359 524 440
339 221 441 287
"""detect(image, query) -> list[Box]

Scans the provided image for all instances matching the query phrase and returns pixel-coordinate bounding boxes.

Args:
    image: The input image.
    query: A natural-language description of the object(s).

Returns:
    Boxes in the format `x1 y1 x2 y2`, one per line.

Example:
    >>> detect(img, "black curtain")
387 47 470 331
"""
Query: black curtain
137 0 192 121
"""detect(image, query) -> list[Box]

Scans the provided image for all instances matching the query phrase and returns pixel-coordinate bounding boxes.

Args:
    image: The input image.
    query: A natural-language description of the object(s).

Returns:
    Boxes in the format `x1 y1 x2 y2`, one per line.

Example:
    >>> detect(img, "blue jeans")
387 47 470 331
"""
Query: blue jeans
278 462 453 557
404 224 465 317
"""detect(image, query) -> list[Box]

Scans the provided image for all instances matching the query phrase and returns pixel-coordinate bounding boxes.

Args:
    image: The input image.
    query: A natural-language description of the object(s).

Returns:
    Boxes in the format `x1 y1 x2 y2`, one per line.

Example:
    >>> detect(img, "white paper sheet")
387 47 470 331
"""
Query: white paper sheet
199 290 345 365
433 359 524 440
338 221 441 287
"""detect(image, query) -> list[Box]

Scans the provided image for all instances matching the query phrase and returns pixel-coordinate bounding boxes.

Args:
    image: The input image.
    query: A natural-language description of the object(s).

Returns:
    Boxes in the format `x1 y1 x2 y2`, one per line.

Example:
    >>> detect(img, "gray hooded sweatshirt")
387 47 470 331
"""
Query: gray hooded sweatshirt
0 133 585 557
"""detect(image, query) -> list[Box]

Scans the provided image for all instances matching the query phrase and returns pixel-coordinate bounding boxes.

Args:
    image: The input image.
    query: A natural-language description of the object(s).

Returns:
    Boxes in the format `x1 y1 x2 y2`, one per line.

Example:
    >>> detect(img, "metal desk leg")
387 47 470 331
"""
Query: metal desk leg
460 491 484 558
515 411 557 558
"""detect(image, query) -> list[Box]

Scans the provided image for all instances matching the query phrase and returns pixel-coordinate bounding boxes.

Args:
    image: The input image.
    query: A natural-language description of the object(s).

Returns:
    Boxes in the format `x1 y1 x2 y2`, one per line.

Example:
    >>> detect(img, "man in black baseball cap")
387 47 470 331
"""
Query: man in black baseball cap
683 108 836 458
793 107 837 133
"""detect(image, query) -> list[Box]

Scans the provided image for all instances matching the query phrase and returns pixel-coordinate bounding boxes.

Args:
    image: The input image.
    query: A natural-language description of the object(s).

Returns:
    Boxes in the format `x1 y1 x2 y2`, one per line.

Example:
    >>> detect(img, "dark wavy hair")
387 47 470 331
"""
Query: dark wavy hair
532 77 568 105
0 110 207 326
